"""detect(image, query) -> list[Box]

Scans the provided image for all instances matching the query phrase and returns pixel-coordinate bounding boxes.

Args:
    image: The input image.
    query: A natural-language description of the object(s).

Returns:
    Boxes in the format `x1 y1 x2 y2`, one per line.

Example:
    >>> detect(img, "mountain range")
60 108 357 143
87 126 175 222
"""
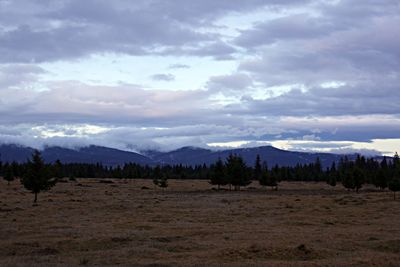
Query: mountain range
0 144 369 168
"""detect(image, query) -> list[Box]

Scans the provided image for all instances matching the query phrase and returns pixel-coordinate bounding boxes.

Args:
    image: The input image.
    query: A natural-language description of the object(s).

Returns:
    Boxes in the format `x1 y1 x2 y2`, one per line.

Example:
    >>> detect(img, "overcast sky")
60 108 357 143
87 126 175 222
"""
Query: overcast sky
0 0 399 155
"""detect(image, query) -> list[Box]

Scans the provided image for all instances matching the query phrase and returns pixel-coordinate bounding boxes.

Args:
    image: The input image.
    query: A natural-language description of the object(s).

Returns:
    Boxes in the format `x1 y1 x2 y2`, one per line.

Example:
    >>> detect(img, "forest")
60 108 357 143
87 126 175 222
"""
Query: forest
1 151 400 201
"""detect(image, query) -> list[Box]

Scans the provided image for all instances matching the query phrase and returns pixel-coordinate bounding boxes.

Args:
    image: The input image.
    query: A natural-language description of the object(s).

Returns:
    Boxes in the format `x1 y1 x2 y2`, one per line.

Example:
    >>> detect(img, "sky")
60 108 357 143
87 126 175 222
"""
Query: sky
0 0 399 156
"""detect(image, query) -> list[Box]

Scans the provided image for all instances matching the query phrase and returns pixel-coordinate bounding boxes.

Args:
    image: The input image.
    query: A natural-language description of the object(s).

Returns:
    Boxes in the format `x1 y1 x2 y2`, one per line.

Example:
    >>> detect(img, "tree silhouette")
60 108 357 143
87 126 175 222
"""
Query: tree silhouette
314 157 322 181
226 154 251 191
253 154 262 181
152 165 168 189
352 167 364 193
393 152 399 168
209 158 227 190
52 159 63 180
3 164 14 185
259 167 278 190
152 165 162 188
388 178 400 200
158 176 168 189
21 150 57 203
374 168 388 190
326 162 337 187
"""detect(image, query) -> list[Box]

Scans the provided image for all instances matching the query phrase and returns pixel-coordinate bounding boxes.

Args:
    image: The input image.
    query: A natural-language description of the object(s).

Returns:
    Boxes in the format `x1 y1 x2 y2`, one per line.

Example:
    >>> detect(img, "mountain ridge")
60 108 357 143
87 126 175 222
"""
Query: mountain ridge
0 143 377 168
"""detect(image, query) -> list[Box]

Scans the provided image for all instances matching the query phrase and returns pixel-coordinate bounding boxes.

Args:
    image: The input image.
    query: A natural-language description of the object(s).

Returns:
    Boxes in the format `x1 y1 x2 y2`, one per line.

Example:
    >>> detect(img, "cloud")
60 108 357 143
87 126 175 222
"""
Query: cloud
150 74 175 82
0 0 318 63
0 0 399 155
0 81 213 125
235 1 400 87
228 81 400 117
235 13 337 47
1 80 399 147
207 73 253 92
168 64 190 69
0 64 46 89
0 0 265 63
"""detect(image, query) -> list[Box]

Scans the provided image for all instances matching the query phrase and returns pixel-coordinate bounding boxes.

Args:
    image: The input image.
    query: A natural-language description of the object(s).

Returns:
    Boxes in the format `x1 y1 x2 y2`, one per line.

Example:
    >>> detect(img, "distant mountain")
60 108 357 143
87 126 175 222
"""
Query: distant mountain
147 146 214 166
0 144 35 163
0 144 369 168
42 146 153 165
0 145 153 165
146 146 346 168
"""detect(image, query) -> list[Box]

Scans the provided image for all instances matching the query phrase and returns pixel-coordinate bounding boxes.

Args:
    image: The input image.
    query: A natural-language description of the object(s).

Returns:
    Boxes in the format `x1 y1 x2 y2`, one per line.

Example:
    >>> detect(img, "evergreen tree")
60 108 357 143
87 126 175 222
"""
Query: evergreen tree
326 162 337 187
226 154 251 191
388 178 400 200
341 161 355 191
393 152 399 169
158 176 168 189
343 166 364 193
341 166 355 192
52 159 63 180
381 156 388 170
21 150 57 203
259 167 278 190
152 165 162 188
314 157 322 181
152 165 168 189
253 154 262 181
352 167 364 193
374 169 388 190
3 164 14 185
209 158 227 190
372 156 389 190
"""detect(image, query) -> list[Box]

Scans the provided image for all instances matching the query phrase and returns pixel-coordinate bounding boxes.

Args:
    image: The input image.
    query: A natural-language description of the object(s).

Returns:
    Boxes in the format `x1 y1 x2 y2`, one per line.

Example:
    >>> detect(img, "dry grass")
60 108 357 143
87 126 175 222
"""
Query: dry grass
0 179 399 266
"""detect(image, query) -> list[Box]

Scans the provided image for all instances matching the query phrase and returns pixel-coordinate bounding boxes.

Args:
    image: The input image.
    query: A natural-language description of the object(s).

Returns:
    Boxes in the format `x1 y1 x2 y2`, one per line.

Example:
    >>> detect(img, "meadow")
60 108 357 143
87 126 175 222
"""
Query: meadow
1 179 399 266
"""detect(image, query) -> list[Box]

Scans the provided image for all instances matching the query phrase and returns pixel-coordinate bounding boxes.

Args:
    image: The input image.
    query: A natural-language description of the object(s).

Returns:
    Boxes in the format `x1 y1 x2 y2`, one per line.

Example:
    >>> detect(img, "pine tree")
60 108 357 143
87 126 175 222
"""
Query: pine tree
253 154 262 181
209 158 227 190
374 169 388 190
352 167 364 193
314 157 322 181
393 152 399 169
327 162 337 187
21 150 57 203
226 154 251 191
372 156 389 190
388 178 400 200
53 159 63 180
152 165 162 188
259 167 278 190
341 161 355 191
152 165 168 189
3 164 14 185
158 176 168 189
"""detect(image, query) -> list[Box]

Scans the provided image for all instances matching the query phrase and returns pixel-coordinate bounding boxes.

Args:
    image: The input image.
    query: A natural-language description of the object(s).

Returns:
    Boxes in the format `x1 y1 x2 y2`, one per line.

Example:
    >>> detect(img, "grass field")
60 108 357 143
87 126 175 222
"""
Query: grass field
1 178 399 266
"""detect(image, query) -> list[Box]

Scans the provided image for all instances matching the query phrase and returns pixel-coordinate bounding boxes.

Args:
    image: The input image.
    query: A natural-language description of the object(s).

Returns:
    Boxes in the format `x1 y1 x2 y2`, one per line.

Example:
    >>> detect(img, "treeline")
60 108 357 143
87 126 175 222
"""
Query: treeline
209 154 400 194
1 151 400 201
0 160 211 181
